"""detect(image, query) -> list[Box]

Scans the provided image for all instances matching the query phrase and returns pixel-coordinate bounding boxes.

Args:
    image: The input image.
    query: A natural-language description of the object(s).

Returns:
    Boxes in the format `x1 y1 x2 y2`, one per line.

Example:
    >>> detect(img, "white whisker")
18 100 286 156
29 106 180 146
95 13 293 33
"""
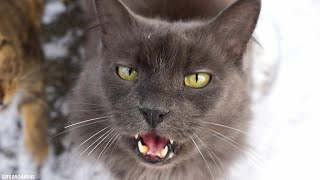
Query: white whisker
191 137 215 180
195 135 224 172
202 121 248 135
98 132 118 158
107 134 122 157
98 133 121 160
204 122 262 161
88 130 116 155
201 127 263 162
49 119 109 140
75 126 110 150
203 128 263 167
200 127 239 146
80 129 114 155
65 115 112 128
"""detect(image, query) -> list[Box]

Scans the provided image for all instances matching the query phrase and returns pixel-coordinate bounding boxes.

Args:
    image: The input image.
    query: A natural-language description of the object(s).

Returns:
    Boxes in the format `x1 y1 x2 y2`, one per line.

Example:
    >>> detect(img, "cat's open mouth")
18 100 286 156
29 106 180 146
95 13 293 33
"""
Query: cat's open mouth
134 132 176 164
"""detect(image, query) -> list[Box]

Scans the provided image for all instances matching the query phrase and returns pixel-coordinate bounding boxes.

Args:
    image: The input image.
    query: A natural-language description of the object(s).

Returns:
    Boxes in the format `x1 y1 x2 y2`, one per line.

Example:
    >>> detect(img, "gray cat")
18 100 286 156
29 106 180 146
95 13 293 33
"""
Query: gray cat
70 0 261 179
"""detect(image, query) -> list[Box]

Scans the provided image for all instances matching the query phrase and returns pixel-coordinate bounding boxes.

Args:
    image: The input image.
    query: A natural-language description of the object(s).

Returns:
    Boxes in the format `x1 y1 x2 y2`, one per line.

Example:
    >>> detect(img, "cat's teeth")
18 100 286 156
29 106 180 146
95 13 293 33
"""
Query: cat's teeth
135 134 139 139
170 139 174 144
160 145 168 158
168 152 174 159
138 141 148 155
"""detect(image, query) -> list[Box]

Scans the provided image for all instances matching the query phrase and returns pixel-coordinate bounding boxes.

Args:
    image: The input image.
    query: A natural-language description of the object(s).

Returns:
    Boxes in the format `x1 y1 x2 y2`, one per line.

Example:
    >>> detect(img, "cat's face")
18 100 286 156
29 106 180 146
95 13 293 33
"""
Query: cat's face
100 27 231 165
71 0 260 170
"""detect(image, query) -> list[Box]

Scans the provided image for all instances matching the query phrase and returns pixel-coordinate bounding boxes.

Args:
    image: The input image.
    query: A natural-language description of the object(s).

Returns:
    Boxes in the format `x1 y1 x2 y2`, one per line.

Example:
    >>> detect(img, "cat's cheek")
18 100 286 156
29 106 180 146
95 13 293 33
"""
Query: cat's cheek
182 88 221 114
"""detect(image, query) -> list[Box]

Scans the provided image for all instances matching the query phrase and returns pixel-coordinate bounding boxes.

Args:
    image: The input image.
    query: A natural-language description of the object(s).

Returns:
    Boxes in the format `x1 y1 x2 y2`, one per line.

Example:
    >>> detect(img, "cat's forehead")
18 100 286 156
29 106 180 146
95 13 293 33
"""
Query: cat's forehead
137 30 189 69
107 23 223 75
132 28 222 75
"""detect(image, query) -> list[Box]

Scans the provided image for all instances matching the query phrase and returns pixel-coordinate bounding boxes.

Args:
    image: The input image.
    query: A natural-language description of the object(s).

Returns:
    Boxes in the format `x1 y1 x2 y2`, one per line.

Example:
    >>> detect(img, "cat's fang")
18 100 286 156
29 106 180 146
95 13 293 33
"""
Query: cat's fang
160 145 168 158
168 152 174 159
135 134 139 139
138 141 148 155
170 139 174 144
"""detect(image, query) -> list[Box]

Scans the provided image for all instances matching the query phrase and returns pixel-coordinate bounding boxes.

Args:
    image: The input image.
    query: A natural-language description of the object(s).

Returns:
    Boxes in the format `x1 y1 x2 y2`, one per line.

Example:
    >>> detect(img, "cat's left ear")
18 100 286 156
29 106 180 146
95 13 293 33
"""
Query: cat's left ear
94 0 137 38
202 0 261 64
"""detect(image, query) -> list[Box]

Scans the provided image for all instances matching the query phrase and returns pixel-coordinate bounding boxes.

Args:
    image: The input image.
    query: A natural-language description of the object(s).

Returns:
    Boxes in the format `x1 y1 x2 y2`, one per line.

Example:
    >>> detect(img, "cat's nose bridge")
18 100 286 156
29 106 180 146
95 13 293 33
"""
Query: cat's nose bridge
138 82 173 120
138 86 171 128
138 91 172 111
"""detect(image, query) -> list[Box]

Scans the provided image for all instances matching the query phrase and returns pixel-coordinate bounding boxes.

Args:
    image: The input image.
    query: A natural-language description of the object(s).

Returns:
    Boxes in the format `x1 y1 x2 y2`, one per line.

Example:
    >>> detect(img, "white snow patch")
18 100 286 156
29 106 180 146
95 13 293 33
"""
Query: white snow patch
229 0 320 179
43 31 74 59
43 1 66 24
0 92 38 176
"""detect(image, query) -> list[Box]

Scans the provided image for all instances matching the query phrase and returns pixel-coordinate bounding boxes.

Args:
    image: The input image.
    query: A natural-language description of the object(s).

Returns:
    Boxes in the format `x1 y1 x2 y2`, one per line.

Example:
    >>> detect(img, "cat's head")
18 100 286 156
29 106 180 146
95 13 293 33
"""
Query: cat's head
71 0 260 169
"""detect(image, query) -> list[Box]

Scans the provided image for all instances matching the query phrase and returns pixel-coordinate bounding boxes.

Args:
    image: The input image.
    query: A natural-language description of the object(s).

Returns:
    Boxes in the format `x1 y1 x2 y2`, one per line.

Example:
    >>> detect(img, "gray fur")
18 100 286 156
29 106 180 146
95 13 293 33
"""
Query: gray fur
70 0 261 179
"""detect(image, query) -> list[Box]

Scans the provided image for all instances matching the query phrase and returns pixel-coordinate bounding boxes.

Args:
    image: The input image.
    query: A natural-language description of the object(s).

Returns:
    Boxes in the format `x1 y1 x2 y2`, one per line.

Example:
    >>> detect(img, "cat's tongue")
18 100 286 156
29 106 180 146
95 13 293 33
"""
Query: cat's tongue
140 132 169 158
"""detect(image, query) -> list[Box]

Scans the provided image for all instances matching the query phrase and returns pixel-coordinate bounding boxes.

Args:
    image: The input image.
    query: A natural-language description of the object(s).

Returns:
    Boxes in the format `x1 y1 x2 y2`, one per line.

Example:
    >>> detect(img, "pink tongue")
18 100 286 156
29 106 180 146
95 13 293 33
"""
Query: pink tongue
140 132 168 156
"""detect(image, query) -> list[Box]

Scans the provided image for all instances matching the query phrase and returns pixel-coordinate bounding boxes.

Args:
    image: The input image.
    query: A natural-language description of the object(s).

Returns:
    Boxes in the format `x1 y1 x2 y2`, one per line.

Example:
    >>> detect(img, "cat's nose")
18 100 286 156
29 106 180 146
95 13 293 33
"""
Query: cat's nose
139 108 169 128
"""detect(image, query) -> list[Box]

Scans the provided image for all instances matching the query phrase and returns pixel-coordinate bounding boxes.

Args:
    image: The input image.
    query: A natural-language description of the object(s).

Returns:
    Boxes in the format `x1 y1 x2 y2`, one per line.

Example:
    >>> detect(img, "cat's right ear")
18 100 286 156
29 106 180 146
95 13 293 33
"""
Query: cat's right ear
94 0 137 37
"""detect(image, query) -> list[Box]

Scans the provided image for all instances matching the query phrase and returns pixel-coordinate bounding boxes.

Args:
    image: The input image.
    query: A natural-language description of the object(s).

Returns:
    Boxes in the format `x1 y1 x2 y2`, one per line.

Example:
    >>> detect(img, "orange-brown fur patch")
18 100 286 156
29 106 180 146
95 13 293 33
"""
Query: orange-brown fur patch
0 0 48 166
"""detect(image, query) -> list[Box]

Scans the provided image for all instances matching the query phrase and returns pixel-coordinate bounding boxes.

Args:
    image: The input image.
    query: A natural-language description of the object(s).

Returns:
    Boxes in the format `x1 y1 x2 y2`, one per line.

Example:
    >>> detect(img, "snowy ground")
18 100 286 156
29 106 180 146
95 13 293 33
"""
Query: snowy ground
230 0 320 179
1 0 320 179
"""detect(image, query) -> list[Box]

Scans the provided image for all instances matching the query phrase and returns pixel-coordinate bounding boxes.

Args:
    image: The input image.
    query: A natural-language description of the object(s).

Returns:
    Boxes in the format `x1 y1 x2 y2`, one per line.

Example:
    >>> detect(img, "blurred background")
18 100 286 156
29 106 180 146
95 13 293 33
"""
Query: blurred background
0 0 319 180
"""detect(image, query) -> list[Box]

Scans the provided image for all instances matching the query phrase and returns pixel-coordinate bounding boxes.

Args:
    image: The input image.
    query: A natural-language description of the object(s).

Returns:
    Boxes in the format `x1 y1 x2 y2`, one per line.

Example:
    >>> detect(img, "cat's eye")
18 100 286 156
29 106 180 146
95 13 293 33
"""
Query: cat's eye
184 73 210 88
117 66 138 81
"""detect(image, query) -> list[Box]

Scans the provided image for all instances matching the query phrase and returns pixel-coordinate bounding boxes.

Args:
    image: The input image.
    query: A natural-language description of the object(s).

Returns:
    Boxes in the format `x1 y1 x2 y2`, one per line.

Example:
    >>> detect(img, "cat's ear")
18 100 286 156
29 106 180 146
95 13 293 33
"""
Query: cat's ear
203 0 261 63
94 0 137 37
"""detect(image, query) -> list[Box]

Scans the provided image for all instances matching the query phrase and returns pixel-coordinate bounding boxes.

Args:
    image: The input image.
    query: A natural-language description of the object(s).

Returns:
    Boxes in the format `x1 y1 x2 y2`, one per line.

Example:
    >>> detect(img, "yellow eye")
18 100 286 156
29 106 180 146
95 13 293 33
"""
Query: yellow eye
184 73 210 88
117 66 138 81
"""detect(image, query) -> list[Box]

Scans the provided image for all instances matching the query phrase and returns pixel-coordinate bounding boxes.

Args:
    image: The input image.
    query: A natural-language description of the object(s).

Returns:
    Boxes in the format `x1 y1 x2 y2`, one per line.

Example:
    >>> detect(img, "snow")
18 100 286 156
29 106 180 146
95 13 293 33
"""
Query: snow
1 0 320 179
43 31 74 59
230 0 320 179
43 1 66 24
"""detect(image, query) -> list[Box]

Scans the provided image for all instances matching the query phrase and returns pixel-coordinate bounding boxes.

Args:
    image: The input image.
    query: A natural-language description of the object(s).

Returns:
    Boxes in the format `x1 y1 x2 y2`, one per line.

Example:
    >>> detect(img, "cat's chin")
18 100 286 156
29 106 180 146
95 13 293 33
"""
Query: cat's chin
131 131 178 166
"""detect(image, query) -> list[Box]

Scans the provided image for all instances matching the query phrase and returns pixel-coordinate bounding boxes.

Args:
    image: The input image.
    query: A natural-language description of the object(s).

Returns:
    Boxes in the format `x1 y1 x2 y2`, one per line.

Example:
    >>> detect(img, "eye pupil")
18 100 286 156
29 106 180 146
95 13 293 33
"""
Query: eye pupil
184 72 210 88
117 66 138 81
